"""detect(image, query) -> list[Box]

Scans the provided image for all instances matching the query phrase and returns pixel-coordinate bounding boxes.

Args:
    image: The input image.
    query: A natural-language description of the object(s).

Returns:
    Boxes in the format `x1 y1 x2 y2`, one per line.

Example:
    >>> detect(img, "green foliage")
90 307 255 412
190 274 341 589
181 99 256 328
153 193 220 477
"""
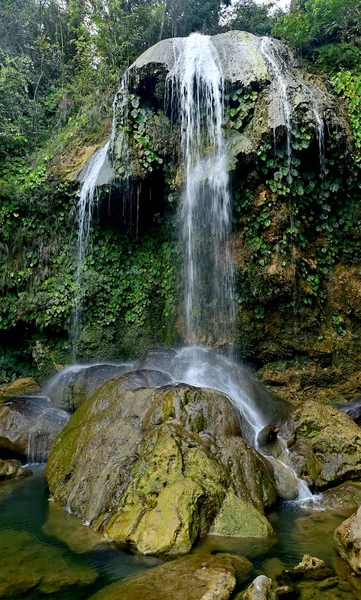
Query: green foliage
332 71 361 154
227 88 258 130
274 0 361 49
224 0 280 37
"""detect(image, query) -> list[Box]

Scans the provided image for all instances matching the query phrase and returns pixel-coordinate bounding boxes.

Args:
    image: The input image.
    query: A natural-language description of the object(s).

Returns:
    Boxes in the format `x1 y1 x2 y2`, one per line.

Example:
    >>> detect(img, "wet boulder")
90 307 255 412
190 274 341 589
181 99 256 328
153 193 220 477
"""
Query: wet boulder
0 396 69 462
47 363 140 411
334 506 361 574
89 554 236 600
279 399 361 489
0 459 32 481
45 383 276 556
0 378 39 401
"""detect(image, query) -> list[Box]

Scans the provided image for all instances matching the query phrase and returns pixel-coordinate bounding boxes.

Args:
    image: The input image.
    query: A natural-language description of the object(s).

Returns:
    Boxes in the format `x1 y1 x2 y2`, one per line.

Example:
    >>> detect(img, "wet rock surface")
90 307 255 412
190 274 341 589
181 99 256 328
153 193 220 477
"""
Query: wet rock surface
47 363 138 411
89 554 236 600
0 459 32 481
334 506 361 575
0 396 69 462
241 575 276 600
279 399 361 489
0 378 39 400
45 383 276 556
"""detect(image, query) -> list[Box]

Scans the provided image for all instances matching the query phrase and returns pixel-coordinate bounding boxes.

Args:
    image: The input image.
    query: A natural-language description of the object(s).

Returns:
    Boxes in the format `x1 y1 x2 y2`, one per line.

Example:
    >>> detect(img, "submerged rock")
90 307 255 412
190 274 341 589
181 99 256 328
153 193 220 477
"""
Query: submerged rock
0 378 39 400
0 396 69 462
334 506 361 574
89 554 236 600
289 555 333 581
45 384 276 556
0 530 97 598
0 458 32 481
279 399 361 489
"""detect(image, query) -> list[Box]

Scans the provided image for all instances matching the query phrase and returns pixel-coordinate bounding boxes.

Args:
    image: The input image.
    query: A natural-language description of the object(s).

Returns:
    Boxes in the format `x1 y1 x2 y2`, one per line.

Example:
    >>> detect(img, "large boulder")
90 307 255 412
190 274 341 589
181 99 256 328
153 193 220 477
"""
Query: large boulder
334 506 361 574
0 396 69 462
279 399 361 489
89 554 236 600
46 363 156 411
45 384 277 556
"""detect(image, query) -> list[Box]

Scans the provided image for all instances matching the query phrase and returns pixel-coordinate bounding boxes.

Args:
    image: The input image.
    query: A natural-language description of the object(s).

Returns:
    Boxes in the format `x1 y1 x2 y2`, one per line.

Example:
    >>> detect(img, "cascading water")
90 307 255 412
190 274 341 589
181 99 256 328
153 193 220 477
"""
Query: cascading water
168 34 235 346
72 140 110 359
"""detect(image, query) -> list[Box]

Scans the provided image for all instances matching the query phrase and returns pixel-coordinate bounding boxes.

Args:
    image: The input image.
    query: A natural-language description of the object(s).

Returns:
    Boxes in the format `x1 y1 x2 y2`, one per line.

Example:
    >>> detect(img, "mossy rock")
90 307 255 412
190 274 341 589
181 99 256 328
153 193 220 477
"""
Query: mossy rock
279 399 361 489
0 378 39 401
45 384 276 556
89 554 236 600
211 490 273 537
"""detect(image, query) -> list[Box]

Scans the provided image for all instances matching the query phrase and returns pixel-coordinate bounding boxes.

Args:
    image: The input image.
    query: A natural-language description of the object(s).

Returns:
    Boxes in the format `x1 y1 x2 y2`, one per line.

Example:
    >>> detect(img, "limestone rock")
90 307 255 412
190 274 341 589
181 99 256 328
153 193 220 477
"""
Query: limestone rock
0 530 97 598
242 575 276 600
0 378 39 400
45 384 276 556
334 506 361 574
0 396 69 462
211 490 273 537
279 399 361 489
89 554 236 600
0 459 32 481
289 555 333 580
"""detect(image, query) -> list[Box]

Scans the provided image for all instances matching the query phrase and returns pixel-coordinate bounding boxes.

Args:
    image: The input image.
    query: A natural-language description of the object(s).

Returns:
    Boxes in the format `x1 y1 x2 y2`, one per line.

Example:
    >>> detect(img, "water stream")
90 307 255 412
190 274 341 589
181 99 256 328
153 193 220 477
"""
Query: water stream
168 33 235 346
72 141 110 360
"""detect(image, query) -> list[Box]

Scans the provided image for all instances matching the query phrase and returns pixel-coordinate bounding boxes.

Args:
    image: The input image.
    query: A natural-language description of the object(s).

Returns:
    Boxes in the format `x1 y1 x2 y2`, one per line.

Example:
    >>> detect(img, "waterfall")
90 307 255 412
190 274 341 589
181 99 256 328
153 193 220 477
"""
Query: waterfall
72 141 110 359
168 33 235 346
260 37 293 183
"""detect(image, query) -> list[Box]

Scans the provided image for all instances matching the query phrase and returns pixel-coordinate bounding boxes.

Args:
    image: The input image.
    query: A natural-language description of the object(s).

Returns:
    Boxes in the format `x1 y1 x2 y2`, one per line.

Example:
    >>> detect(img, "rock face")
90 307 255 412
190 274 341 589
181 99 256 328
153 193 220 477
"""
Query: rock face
279 399 361 489
0 396 69 462
0 378 39 400
334 507 361 574
0 459 32 481
89 554 236 600
45 383 277 556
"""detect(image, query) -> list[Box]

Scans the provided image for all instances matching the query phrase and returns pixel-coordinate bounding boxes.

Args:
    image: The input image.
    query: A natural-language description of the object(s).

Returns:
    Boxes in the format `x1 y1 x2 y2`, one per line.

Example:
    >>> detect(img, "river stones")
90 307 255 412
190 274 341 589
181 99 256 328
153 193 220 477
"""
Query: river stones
0 396 69 462
45 383 276 556
334 506 361 574
89 554 236 600
279 399 361 489
0 459 32 481
0 530 97 598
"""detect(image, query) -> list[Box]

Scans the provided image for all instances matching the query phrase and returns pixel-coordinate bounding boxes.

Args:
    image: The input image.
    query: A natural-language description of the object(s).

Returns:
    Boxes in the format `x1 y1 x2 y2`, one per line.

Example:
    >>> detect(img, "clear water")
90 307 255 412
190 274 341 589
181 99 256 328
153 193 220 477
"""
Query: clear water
168 34 235 346
0 469 353 599
0 467 161 599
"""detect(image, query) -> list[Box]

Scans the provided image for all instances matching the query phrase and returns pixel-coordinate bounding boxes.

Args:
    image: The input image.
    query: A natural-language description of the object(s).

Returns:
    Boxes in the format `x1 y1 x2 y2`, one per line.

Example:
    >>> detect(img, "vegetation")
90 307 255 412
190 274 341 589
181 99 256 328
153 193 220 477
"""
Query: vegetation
1 0 361 380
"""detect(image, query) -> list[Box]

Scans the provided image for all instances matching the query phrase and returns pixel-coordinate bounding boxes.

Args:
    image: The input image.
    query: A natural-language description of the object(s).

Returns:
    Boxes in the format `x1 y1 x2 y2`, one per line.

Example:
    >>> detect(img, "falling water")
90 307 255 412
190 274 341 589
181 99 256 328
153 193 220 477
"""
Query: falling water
260 37 293 183
168 33 235 346
72 141 110 360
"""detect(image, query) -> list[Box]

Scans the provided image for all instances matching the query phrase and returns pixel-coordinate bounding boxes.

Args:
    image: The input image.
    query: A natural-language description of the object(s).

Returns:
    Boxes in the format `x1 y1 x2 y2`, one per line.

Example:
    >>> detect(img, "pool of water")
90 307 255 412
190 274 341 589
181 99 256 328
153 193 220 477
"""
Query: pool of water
0 470 356 599
0 467 162 599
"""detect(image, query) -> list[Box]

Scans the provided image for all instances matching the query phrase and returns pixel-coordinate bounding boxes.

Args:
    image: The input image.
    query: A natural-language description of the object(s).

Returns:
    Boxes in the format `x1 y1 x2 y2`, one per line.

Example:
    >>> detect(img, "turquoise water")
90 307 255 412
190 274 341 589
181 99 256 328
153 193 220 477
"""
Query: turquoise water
0 467 162 599
0 469 355 599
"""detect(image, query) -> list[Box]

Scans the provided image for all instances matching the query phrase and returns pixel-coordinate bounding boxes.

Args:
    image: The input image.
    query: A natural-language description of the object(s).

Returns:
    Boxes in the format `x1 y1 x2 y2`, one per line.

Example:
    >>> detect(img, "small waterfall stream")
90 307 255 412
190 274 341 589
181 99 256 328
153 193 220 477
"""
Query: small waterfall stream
168 34 235 346
72 141 110 359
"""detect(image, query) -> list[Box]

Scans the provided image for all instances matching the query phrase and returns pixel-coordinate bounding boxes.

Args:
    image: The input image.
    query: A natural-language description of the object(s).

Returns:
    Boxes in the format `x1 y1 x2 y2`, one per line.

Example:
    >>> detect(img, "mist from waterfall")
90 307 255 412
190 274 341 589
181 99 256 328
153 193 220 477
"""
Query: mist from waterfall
168 33 235 347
